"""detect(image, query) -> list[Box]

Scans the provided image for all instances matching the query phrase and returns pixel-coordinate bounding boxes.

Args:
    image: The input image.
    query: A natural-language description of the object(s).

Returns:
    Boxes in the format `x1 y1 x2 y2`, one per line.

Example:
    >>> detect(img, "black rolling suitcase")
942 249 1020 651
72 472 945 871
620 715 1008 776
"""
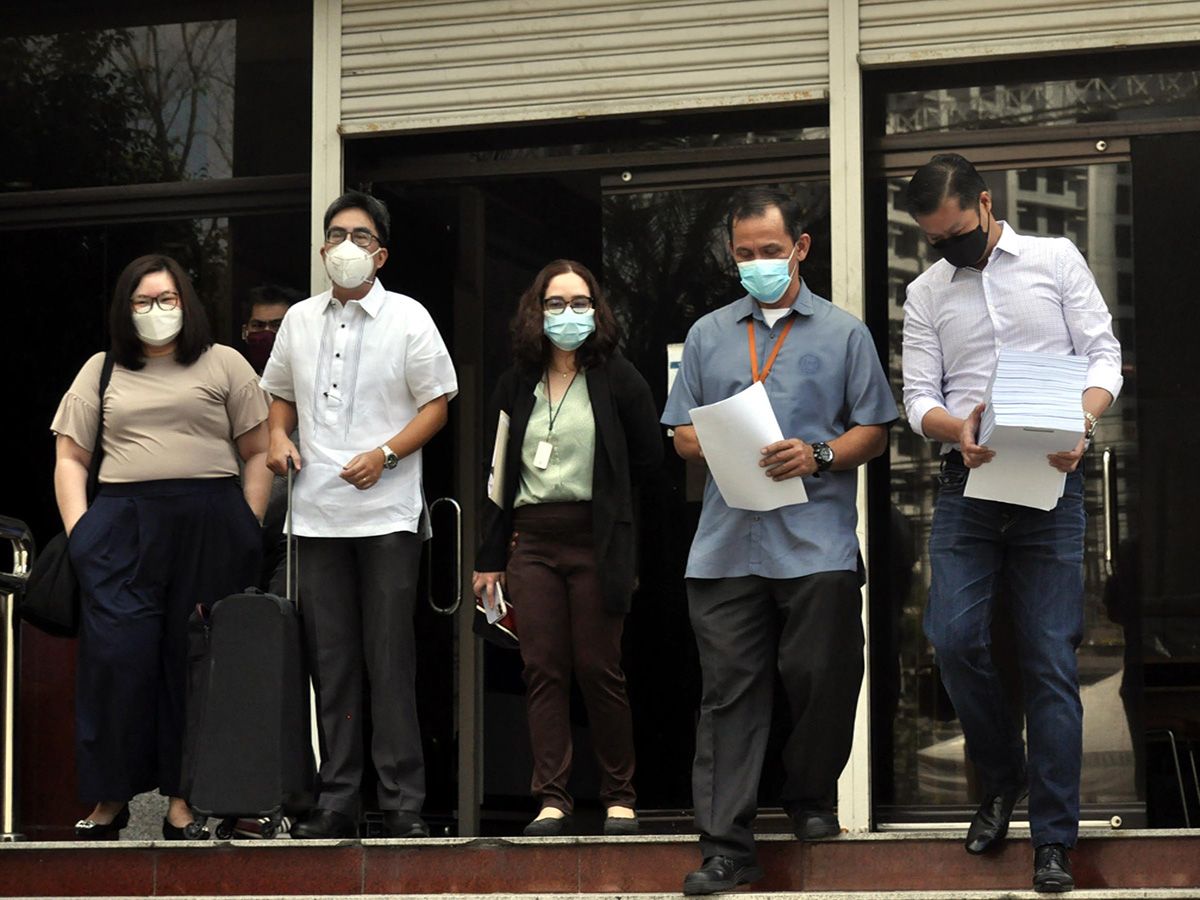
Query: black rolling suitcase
182 462 314 839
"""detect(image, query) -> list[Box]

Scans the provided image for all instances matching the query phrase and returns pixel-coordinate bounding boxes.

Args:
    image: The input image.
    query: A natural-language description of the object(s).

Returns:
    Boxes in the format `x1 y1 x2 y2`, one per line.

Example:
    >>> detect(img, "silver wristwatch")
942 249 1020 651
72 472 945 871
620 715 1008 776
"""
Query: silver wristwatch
379 445 399 470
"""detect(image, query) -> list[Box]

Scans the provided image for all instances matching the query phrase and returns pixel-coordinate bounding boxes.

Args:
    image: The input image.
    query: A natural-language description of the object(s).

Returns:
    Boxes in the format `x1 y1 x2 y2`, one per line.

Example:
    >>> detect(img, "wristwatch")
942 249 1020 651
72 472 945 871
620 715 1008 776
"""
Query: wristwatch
379 444 399 470
812 441 835 475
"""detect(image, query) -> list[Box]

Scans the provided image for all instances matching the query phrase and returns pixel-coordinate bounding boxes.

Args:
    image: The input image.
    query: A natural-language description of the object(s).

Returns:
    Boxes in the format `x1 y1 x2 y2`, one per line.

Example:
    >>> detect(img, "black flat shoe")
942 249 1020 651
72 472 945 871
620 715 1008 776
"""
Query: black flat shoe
523 813 571 836
683 855 764 896
162 817 210 840
74 804 130 840
603 813 639 835
1034 842 1074 893
791 810 841 840
965 784 1027 854
383 810 430 837
290 807 358 839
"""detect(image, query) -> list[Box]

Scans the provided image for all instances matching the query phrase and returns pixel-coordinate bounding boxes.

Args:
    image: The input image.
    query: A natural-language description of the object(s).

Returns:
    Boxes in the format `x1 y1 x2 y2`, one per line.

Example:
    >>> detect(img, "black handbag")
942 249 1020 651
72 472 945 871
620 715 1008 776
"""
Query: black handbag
472 586 518 650
20 354 114 637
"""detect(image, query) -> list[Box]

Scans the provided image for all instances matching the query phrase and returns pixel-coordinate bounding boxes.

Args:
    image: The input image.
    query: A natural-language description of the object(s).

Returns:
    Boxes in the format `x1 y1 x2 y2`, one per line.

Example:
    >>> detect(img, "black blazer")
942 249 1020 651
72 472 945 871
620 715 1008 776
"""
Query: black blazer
476 354 664 614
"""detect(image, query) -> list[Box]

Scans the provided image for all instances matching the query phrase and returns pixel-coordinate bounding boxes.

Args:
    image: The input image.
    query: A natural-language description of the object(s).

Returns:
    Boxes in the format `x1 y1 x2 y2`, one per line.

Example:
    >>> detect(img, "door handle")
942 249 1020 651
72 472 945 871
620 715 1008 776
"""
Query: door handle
1101 447 1117 577
425 497 462 616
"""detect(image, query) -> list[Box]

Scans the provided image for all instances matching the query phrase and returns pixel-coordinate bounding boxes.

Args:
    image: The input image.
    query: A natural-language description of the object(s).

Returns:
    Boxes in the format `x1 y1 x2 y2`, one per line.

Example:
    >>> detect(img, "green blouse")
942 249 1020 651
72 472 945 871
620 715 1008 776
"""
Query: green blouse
513 374 596 508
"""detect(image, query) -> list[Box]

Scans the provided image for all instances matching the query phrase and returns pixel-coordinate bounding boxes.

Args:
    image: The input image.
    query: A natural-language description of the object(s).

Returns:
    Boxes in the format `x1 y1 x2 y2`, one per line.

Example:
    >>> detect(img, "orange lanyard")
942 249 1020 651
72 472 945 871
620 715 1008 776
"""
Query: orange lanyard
747 315 796 383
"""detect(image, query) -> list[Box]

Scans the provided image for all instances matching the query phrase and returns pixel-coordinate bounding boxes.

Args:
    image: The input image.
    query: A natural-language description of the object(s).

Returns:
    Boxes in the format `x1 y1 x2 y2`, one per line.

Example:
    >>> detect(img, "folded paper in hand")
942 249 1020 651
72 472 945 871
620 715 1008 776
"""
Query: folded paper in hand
689 381 808 511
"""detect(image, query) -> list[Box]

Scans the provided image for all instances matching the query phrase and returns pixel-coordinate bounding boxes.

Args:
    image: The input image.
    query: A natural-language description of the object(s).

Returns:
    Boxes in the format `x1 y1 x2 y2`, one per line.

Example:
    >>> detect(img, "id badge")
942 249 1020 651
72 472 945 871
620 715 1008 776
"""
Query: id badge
533 440 553 470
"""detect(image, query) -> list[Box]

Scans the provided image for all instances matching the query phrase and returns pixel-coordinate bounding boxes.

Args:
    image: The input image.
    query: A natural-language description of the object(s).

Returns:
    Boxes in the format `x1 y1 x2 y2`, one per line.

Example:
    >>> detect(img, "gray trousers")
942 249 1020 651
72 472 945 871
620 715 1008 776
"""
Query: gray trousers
688 571 864 863
298 531 424 816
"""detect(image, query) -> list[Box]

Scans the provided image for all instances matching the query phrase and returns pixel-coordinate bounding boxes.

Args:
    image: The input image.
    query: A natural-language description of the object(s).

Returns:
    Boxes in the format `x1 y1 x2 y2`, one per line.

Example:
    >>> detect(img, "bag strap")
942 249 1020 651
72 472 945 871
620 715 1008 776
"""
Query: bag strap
85 353 115 503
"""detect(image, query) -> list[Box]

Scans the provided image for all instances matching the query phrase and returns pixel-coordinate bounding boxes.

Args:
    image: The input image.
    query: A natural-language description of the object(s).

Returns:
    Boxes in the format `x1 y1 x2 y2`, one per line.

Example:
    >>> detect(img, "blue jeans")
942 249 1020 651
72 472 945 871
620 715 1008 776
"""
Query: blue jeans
923 458 1085 848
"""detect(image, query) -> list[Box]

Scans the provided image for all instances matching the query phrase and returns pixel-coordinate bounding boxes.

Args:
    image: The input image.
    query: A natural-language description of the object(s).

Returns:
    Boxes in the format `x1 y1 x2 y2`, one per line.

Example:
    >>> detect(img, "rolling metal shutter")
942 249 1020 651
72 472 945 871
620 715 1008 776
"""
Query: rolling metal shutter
859 0 1200 66
339 0 829 134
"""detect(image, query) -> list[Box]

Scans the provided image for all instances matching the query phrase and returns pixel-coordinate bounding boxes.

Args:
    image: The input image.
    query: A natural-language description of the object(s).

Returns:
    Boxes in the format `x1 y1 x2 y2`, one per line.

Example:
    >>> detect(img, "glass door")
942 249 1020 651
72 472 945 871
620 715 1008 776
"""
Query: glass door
876 161 1143 828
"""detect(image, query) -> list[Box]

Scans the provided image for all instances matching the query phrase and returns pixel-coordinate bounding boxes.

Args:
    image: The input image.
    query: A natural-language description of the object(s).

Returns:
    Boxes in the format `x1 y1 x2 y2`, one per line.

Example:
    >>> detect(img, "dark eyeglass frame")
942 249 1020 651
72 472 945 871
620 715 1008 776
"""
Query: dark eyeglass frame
130 291 182 315
245 317 285 333
542 295 594 315
324 226 381 248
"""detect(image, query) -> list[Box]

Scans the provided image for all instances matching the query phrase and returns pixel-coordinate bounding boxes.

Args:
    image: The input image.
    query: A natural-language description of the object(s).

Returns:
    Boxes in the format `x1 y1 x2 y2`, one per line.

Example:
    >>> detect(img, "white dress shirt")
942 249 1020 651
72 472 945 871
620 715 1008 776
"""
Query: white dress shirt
902 222 1123 447
260 279 458 538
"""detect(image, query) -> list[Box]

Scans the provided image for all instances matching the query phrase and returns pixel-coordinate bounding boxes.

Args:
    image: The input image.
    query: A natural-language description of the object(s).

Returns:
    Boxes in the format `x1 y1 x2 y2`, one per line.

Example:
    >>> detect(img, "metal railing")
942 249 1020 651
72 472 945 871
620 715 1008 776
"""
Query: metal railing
0 516 33 842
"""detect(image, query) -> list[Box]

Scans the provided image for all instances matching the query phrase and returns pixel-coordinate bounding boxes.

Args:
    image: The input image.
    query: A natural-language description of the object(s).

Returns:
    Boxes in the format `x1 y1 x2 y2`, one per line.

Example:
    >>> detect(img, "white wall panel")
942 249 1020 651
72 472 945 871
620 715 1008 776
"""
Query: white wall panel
860 0 1200 66
339 0 828 134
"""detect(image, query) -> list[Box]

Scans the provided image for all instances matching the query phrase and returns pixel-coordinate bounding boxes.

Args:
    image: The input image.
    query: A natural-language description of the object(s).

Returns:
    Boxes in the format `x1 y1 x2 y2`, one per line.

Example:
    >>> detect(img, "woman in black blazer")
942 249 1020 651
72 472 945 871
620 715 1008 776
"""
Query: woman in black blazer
473 259 662 836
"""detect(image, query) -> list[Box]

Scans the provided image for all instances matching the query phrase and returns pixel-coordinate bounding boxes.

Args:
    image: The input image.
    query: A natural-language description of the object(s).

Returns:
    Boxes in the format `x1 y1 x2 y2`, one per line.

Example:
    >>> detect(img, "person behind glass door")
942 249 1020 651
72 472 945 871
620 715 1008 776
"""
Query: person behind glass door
239 283 302 595
52 254 272 840
261 190 458 840
472 259 662 836
661 187 897 896
901 153 1123 894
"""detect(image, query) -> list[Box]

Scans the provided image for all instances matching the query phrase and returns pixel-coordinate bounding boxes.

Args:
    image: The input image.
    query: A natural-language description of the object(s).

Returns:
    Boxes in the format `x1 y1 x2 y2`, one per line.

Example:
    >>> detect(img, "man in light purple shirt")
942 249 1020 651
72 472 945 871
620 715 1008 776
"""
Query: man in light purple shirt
901 154 1122 895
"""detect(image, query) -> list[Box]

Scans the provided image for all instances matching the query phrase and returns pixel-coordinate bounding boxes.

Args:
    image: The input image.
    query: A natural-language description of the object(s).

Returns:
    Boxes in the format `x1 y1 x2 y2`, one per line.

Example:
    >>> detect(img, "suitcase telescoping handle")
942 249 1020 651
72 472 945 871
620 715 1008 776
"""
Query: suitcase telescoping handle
285 456 296 603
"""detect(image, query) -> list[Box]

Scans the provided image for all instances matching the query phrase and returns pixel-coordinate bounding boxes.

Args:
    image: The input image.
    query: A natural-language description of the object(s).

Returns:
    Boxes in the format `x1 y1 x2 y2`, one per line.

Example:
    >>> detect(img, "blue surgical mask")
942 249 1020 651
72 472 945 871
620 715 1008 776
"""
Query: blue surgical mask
737 246 797 304
543 308 596 351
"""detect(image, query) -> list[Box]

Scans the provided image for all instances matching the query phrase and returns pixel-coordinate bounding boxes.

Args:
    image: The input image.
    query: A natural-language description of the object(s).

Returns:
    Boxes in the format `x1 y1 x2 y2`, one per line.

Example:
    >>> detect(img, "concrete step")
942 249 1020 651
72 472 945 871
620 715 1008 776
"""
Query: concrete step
6 893 1200 900
2 831 1198 896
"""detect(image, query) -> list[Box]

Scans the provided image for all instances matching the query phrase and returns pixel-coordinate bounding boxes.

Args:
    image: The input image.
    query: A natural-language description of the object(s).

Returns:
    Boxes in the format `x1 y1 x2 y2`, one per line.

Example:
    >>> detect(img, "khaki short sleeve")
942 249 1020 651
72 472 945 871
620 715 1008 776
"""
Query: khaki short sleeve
50 352 107 452
219 346 270 439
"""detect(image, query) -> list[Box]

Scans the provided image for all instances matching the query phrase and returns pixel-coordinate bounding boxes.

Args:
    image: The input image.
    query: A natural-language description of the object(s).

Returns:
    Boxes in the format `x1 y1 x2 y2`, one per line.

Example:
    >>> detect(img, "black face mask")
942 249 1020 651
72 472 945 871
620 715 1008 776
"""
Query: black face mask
933 206 991 268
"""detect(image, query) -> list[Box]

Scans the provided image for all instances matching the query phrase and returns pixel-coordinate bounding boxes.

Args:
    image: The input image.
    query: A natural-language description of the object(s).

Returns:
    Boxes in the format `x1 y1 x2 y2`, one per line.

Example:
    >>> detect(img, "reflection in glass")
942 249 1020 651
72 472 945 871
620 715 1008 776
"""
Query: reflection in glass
886 72 1200 135
0 20 235 190
884 163 1140 813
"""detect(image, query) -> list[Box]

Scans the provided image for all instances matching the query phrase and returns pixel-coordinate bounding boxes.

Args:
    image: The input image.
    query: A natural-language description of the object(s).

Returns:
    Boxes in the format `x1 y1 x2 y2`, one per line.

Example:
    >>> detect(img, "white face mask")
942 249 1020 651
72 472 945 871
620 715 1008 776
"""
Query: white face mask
133 306 184 346
324 239 380 289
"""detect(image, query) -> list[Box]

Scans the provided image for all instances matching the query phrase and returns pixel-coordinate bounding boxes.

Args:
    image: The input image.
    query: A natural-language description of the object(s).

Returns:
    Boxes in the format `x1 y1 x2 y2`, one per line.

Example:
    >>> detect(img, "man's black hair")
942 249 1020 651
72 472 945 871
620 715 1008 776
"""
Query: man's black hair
323 189 391 246
727 186 806 243
246 283 303 319
904 153 989 217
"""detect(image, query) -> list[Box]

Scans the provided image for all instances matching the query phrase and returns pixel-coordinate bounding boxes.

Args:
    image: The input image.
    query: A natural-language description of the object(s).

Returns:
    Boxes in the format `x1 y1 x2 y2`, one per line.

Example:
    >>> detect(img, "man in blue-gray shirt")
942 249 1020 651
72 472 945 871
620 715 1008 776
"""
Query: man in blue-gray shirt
662 187 897 896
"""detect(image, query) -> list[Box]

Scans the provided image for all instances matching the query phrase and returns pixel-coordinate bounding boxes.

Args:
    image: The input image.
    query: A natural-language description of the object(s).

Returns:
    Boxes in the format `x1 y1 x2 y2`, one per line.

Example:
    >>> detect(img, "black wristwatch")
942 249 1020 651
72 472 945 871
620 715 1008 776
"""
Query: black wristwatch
812 441 835 476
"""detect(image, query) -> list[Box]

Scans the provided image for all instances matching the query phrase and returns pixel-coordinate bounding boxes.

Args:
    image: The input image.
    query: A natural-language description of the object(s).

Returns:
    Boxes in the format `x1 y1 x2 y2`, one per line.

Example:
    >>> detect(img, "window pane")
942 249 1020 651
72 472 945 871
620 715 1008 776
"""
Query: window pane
886 72 1200 135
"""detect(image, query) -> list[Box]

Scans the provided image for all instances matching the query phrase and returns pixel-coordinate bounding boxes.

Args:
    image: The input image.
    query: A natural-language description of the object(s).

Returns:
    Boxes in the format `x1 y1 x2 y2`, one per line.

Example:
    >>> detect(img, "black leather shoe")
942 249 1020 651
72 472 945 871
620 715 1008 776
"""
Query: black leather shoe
523 812 571 836
162 817 210 841
792 810 841 840
383 810 430 837
290 808 358 839
965 785 1027 854
1033 843 1074 893
683 855 764 896
74 804 130 840
603 813 639 835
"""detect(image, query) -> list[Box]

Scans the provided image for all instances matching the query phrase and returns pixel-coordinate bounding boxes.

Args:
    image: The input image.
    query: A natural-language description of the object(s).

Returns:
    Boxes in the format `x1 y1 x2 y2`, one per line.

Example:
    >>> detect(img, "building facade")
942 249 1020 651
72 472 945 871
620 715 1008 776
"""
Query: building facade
3 0 1199 838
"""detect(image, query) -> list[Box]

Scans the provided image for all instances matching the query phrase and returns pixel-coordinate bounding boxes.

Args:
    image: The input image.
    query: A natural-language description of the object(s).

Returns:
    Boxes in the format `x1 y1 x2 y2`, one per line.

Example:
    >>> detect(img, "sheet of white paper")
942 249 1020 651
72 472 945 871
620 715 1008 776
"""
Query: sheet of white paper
485 582 506 625
964 426 1077 510
487 410 510 507
689 382 808 511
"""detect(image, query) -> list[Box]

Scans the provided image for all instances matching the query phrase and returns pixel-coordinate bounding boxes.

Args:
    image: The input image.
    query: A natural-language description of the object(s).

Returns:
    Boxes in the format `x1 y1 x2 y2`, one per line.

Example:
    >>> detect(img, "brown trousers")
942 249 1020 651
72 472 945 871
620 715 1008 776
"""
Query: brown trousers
506 502 636 813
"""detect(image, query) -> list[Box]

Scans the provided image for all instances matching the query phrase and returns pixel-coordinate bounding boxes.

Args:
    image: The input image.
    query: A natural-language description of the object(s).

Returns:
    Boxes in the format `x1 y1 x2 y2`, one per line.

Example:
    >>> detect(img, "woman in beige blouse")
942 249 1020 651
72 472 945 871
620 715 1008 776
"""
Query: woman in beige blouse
52 254 272 840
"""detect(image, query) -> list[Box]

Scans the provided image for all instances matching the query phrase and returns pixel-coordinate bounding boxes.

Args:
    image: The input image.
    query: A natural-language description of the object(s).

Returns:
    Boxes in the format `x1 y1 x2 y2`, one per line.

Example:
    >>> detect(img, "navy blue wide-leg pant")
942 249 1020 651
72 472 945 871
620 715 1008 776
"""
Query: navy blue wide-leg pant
68 477 262 803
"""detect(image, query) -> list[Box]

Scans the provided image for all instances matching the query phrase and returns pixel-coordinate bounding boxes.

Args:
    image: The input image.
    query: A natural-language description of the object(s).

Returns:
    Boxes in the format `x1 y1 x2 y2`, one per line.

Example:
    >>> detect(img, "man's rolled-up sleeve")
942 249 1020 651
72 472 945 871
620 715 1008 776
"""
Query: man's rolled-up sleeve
1056 238 1123 402
901 285 947 438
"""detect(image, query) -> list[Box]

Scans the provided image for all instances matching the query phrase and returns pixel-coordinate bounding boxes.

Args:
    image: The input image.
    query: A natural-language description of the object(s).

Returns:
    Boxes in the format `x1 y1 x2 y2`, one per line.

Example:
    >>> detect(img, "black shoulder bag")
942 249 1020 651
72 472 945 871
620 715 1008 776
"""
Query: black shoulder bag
20 354 115 637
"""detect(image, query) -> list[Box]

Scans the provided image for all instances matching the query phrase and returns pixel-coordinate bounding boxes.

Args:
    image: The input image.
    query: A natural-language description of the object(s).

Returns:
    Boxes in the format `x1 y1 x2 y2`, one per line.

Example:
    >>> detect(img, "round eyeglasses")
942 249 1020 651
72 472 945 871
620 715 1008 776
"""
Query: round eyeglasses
325 226 380 248
131 291 181 315
543 295 593 315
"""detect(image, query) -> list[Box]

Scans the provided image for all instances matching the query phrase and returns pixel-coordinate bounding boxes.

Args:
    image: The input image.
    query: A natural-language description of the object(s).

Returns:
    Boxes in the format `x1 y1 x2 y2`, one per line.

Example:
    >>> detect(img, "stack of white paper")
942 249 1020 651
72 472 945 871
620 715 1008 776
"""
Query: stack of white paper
965 350 1088 510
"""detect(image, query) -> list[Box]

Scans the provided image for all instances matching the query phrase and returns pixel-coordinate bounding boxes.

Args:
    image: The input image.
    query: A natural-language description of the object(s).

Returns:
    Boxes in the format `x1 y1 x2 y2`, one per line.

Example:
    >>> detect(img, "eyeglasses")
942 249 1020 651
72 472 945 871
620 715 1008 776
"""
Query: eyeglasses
543 295 593 315
245 317 285 333
324 226 380 248
130 291 181 314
